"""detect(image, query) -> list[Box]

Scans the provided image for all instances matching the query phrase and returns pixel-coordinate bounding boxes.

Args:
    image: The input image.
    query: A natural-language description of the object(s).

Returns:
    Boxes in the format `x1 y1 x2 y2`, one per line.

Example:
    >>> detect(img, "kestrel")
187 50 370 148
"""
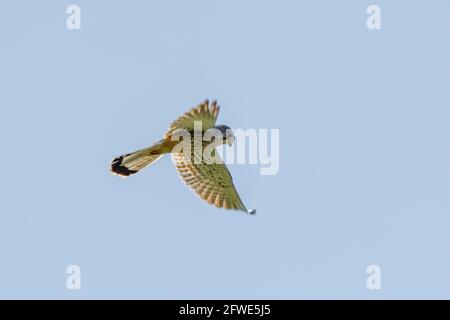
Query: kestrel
110 100 255 214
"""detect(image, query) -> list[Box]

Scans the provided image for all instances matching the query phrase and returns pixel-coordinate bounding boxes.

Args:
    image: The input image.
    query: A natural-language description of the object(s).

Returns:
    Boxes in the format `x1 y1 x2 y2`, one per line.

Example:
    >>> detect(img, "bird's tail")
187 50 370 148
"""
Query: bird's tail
110 140 165 177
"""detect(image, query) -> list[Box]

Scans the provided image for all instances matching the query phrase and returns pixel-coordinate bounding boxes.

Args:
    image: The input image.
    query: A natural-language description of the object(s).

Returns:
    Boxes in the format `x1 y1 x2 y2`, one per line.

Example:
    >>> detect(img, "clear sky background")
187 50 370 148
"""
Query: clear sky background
0 1 449 299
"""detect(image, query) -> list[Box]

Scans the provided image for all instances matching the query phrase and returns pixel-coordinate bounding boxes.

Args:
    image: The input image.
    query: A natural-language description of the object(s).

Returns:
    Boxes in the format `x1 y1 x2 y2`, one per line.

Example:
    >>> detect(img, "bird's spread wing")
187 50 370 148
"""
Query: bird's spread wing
172 149 254 214
164 100 220 138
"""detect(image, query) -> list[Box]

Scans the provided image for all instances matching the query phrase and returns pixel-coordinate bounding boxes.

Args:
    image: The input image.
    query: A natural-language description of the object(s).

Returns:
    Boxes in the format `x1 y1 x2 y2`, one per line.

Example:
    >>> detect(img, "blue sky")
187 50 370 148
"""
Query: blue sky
0 1 449 299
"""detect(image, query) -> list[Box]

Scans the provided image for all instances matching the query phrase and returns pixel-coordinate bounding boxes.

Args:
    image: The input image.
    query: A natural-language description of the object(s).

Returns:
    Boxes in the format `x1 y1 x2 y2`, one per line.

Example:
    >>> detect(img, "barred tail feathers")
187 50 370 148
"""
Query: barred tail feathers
110 140 165 177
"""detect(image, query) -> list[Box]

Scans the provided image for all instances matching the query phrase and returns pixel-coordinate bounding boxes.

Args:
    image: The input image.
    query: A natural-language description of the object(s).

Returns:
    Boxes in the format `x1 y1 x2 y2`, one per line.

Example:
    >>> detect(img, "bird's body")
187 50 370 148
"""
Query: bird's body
110 100 255 214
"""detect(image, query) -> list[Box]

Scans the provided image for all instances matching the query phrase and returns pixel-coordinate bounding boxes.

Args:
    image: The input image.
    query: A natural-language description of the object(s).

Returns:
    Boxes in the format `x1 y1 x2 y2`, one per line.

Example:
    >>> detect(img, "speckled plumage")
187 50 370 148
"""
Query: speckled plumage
110 100 255 214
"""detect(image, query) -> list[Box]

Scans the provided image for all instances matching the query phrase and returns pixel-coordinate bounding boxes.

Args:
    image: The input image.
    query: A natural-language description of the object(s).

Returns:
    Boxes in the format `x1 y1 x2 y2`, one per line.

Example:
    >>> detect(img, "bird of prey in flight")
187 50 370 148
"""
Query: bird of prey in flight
110 100 255 214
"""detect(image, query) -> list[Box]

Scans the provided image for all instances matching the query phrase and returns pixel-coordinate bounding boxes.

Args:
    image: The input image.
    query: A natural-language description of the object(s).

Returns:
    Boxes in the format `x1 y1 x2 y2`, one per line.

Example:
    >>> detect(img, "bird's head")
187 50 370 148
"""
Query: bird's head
214 124 235 146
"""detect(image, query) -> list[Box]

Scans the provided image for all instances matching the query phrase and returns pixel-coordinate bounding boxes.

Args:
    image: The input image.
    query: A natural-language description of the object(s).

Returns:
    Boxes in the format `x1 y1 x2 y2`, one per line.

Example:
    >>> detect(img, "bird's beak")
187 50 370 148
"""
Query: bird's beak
227 135 234 146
